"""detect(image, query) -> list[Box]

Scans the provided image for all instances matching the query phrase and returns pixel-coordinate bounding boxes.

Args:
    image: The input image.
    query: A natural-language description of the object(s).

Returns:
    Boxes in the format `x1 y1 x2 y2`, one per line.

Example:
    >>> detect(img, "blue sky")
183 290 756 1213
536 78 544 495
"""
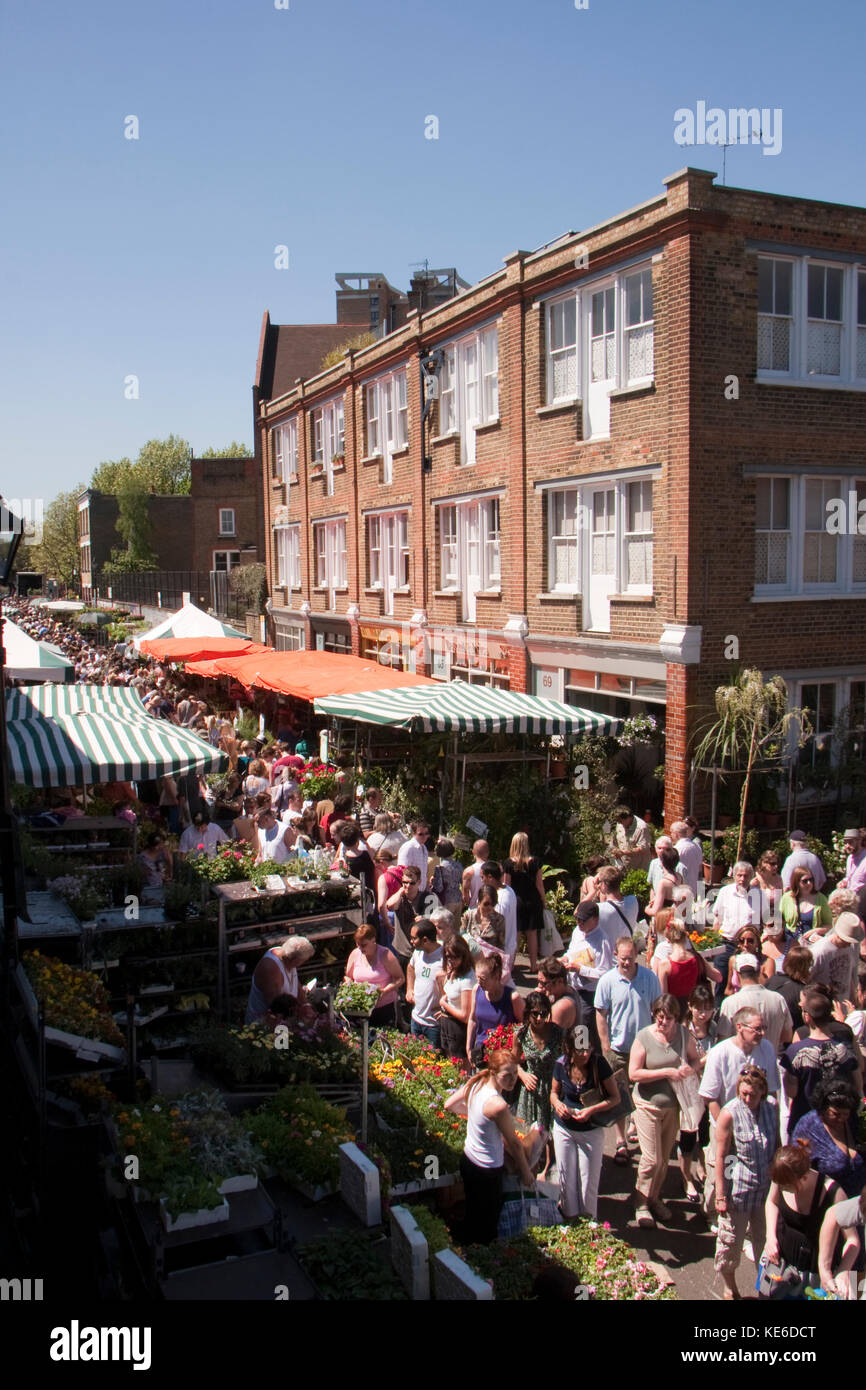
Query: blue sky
2 0 863 502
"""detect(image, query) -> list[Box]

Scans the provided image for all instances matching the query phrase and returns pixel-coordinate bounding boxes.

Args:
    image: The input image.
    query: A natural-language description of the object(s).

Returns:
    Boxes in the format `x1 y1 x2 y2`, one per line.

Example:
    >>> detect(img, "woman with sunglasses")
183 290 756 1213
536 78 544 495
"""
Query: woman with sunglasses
791 1077 866 1197
780 867 831 941
514 991 563 1178
435 934 477 1058
551 1025 619 1219
723 925 771 995
629 993 700 1227
751 851 784 920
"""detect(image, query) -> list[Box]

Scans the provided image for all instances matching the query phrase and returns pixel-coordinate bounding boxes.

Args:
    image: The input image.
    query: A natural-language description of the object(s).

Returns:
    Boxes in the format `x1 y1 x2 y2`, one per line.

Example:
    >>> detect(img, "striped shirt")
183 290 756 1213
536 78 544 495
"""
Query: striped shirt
722 1097 777 1211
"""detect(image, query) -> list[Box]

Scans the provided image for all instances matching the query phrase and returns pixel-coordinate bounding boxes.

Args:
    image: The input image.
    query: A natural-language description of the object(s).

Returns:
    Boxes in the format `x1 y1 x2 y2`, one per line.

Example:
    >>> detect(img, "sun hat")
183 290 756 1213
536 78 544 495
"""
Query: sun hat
833 913 865 944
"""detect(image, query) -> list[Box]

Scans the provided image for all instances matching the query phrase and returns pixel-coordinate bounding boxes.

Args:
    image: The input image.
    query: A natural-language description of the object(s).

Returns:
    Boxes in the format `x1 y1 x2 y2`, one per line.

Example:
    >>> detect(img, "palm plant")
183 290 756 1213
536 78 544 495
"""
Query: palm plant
692 669 811 863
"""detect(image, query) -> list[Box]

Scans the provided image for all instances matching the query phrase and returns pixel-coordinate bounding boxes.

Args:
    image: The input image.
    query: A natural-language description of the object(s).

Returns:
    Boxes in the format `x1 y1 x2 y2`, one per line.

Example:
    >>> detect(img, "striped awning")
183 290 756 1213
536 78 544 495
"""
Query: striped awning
3 620 74 683
6 684 228 786
133 602 248 651
313 679 621 735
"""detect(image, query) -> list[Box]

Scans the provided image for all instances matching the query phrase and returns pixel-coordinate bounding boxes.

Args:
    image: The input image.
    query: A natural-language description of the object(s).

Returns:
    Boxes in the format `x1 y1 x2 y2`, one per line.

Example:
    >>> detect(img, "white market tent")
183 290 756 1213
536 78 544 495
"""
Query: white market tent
314 679 621 735
37 600 85 614
133 602 248 651
3 620 74 684
6 684 228 787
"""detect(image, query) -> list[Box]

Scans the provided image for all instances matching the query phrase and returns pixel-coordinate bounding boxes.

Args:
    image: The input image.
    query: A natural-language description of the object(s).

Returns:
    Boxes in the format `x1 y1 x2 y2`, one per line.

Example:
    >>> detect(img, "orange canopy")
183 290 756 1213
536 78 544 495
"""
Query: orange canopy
140 637 271 663
183 649 435 700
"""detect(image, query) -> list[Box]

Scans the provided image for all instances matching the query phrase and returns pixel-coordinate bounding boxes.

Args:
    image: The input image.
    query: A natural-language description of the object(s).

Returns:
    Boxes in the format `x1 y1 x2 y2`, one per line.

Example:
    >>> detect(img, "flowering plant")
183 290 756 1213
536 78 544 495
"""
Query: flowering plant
688 927 723 951
247 1085 353 1186
297 1230 407 1301
617 713 660 748
299 763 339 802
335 979 381 1016
827 829 851 879
47 873 108 921
368 1032 468 1159
191 1018 358 1087
24 951 123 1046
484 1022 518 1060
463 1222 676 1300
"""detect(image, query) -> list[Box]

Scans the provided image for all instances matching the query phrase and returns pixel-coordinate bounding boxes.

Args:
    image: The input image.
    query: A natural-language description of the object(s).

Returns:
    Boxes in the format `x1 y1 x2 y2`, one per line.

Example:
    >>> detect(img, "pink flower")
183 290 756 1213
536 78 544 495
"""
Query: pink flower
197 843 205 850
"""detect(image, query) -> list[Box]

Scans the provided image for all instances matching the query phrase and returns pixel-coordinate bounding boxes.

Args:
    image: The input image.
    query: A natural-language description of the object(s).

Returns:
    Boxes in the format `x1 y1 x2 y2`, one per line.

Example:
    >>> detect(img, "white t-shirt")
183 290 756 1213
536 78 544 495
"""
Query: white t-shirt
442 969 476 1005
410 945 444 1025
179 821 229 858
717 984 793 1053
496 885 518 958
713 884 761 942
398 837 429 883
566 924 613 992
256 824 293 864
699 1037 781 1110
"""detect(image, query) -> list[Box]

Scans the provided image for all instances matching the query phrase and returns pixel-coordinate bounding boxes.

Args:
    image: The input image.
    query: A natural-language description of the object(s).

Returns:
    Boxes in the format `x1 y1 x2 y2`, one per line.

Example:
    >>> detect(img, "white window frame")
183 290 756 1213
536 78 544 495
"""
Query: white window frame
544 263 655 417
783 675 866 772
274 523 300 591
275 623 305 652
438 324 499 465
312 518 347 607
366 508 409 615
754 476 792 589
213 550 241 574
753 474 866 597
218 508 236 537
271 419 298 481
437 495 502 612
365 367 408 483
311 398 345 496
757 255 866 388
545 478 654 598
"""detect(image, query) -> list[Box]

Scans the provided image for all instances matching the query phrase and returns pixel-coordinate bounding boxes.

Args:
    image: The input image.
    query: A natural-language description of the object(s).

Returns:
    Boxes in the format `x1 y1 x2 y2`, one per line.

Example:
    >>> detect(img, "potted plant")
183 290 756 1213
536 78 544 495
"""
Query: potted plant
701 840 726 885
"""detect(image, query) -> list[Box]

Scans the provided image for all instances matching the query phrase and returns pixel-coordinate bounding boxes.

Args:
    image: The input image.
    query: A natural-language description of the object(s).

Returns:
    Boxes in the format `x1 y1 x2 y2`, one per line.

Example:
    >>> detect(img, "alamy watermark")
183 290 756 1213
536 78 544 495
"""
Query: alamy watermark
0 498 44 546
825 491 866 534
673 102 782 157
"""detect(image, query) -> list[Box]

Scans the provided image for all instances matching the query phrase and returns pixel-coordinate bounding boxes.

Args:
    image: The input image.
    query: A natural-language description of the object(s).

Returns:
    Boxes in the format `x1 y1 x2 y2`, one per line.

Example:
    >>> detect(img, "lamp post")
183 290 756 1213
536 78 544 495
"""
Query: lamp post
0 498 25 1014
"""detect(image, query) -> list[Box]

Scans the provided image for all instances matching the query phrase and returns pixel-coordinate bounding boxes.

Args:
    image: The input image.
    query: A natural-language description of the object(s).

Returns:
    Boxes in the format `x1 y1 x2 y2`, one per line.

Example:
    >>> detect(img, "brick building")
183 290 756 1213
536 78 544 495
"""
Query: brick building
256 168 866 821
189 456 264 576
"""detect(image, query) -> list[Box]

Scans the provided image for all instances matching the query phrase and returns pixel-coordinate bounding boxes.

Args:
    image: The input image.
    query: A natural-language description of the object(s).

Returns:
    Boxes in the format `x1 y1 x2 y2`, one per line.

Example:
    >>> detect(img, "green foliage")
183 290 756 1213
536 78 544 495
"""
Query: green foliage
229 563 267 613
233 712 260 743
463 1223 676 1300
768 832 829 866
298 1230 407 1300
197 442 253 458
408 1204 451 1254
26 487 84 586
247 1084 353 1186
620 868 651 910
720 824 760 869
544 881 576 937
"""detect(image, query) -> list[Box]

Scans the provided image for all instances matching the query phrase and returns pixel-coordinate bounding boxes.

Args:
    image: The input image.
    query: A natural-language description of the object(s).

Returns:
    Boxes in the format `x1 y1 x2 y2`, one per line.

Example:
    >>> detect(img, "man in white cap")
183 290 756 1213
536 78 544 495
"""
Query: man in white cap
839 829 866 897
781 830 826 892
808 912 865 1004
717 952 793 1052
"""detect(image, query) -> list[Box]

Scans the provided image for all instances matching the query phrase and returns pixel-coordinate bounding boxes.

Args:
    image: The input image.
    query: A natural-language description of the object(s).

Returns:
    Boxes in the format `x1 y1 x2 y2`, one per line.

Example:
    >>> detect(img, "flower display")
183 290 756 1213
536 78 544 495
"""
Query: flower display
462 1222 676 1300
298 762 339 802
483 1022 518 1061
47 874 108 921
24 951 124 1046
334 979 381 1016
246 1085 353 1187
688 927 723 951
297 1229 407 1300
190 1018 359 1087
368 1032 468 1161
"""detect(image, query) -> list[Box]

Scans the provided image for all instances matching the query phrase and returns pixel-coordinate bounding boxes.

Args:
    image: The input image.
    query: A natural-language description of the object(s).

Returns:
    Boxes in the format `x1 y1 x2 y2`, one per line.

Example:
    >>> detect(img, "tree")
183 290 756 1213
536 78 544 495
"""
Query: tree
26 487 84 586
198 441 253 458
90 457 133 493
91 436 192 496
692 669 811 862
102 475 157 574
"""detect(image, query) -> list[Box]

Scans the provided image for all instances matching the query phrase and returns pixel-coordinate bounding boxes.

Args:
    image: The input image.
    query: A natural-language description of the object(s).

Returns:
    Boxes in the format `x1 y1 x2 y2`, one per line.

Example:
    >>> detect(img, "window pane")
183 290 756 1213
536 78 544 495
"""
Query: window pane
771 478 790 530
807 265 825 319
755 478 771 530
757 258 774 313
775 261 792 316
826 267 843 321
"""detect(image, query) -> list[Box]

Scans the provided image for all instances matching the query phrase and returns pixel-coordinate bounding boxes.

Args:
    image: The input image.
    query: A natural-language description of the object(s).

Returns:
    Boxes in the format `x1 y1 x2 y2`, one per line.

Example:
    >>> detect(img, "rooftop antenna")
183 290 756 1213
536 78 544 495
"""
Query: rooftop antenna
721 117 764 185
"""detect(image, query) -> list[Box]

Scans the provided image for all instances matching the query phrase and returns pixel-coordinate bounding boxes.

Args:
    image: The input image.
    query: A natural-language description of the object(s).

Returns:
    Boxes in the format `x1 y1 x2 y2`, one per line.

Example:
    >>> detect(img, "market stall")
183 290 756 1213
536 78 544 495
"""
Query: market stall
139 636 271 663
183 648 436 698
3 619 74 683
313 678 621 735
133 601 248 651
6 683 228 786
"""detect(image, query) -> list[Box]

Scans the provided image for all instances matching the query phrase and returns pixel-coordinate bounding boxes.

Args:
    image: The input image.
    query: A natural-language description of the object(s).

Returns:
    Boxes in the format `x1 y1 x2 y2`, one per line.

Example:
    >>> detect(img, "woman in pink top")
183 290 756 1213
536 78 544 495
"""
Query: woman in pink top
344 923 404 1027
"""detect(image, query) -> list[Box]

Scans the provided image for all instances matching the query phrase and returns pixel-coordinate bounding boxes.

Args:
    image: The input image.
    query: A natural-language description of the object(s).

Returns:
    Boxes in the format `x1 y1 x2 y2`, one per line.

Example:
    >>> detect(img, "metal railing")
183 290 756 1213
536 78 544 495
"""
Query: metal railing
94 571 212 611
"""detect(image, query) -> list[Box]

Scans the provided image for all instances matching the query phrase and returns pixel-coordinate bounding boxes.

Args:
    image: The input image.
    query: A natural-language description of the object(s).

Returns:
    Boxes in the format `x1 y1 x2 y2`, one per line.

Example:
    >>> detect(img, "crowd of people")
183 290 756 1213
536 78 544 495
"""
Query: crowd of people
12 602 866 1297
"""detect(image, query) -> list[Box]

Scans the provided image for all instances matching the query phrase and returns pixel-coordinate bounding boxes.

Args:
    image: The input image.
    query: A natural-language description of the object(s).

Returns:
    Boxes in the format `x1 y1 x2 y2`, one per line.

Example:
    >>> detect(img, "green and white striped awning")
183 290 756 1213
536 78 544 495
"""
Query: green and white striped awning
4 620 74 683
314 679 621 735
6 684 228 787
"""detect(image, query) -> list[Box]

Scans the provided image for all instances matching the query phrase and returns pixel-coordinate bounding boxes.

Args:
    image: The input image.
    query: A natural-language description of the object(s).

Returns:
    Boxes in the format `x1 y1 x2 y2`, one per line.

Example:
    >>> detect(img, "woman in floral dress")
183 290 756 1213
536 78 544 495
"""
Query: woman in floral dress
514 991 562 1179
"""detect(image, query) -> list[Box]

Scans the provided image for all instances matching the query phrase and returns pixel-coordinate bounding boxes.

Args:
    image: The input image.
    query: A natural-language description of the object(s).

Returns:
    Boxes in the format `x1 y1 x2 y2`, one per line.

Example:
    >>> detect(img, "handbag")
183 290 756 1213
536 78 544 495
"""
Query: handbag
577 1057 634 1128
540 908 564 955
497 1185 562 1239
755 1257 807 1300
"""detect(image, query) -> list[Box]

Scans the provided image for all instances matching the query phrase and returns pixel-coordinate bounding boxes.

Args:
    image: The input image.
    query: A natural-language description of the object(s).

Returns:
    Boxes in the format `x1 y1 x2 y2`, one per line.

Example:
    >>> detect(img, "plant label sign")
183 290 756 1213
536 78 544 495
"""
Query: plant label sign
466 816 488 838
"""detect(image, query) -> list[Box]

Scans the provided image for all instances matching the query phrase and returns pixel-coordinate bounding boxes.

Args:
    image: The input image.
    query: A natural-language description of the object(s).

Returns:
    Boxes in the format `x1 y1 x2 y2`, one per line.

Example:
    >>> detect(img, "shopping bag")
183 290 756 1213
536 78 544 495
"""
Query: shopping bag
540 908 564 955
497 1186 562 1239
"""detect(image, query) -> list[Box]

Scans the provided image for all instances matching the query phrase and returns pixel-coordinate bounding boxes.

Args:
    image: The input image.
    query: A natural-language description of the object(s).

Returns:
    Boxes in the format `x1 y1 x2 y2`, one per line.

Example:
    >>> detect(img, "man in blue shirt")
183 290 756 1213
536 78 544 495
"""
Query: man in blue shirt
595 936 661 1164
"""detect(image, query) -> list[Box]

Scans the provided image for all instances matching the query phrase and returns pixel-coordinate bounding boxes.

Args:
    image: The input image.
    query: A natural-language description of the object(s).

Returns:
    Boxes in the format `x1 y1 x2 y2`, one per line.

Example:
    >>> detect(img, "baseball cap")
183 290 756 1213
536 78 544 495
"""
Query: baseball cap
789 829 807 842
735 952 760 972
576 900 599 924
833 912 865 945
